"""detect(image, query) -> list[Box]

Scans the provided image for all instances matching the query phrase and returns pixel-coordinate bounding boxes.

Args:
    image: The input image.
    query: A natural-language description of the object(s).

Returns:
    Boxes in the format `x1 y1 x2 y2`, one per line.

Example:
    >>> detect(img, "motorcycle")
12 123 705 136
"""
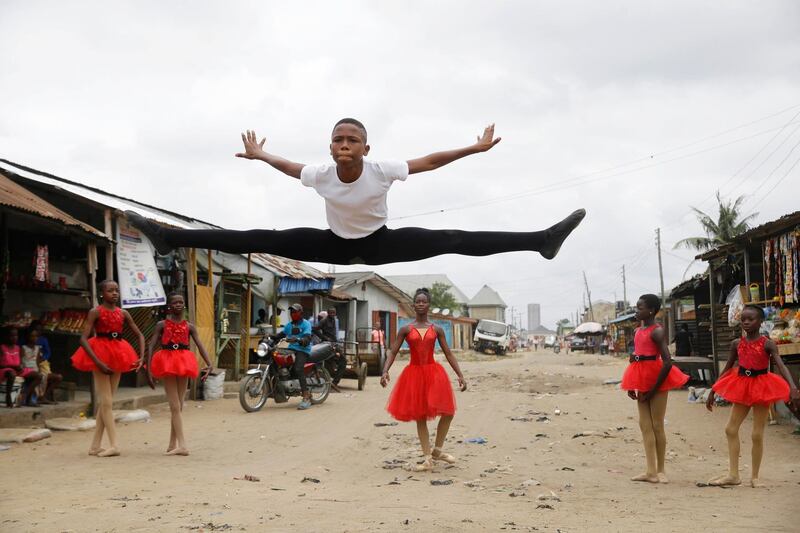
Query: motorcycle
239 336 334 412
553 343 561 354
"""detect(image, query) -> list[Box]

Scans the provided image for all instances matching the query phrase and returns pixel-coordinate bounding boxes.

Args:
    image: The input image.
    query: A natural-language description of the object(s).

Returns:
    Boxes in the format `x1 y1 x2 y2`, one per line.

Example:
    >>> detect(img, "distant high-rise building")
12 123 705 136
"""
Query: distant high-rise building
527 303 541 331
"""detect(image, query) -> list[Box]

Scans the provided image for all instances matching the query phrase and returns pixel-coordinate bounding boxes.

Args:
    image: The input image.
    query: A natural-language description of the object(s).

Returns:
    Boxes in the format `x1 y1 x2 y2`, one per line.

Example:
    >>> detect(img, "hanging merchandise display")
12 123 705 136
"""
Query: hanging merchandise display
33 244 48 282
763 226 799 305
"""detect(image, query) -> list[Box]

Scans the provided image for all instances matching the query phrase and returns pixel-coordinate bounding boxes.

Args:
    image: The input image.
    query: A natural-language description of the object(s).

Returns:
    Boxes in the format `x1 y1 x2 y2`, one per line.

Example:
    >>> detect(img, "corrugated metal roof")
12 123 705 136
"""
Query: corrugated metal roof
0 158 328 281
696 211 800 261
0 158 217 230
468 285 507 307
334 271 413 313
608 313 637 324
278 277 334 294
249 253 329 281
0 173 107 239
385 274 469 304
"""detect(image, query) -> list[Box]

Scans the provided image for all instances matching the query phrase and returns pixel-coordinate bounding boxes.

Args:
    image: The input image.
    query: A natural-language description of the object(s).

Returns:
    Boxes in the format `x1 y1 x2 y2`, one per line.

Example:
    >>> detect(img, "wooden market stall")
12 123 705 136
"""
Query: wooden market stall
696 211 800 382
0 174 110 395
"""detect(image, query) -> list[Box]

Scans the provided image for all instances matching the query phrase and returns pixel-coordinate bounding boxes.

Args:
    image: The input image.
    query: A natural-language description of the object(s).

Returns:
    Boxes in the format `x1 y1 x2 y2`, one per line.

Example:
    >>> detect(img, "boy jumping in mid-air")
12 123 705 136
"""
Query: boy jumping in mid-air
128 119 585 265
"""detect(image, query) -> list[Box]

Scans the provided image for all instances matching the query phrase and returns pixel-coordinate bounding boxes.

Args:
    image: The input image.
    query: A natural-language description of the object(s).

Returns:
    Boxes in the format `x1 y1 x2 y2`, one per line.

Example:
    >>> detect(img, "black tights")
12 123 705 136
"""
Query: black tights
159 225 552 265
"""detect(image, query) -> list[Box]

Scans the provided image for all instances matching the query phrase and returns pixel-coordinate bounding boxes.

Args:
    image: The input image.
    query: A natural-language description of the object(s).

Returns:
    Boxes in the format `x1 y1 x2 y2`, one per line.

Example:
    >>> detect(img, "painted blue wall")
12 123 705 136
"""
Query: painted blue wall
398 318 453 350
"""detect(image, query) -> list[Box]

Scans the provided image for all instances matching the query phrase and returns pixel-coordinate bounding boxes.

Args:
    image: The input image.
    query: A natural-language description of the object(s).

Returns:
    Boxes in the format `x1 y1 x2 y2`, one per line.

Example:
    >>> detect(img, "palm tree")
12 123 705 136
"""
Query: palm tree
674 192 758 252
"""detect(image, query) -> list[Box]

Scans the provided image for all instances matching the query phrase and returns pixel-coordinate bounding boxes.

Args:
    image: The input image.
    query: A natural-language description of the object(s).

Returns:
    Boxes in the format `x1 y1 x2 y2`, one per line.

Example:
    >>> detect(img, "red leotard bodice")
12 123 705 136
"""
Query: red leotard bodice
737 336 769 370
161 320 190 345
408 325 436 365
95 306 124 334
633 324 660 356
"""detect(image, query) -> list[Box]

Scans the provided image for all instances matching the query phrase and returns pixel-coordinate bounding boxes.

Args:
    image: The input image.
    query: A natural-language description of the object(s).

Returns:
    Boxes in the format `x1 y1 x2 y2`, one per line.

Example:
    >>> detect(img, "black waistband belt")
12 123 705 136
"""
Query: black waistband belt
738 366 767 377
161 343 190 351
629 355 658 362
96 331 122 340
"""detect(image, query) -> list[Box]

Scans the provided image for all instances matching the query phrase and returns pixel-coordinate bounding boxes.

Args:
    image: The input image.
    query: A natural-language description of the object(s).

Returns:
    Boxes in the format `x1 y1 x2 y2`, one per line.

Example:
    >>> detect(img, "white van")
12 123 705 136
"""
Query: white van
473 319 511 355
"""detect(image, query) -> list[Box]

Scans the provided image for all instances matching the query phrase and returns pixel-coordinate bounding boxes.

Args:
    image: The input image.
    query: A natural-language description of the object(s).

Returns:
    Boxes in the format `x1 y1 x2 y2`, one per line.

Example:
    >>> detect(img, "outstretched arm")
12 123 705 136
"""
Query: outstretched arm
406 124 501 175
235 130 305 179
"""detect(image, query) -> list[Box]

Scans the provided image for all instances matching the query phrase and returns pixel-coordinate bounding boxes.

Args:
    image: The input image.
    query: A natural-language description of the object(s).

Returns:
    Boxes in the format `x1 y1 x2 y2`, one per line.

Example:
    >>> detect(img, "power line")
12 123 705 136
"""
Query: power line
391 119 800 221
744 135 800 207
749 153 800 211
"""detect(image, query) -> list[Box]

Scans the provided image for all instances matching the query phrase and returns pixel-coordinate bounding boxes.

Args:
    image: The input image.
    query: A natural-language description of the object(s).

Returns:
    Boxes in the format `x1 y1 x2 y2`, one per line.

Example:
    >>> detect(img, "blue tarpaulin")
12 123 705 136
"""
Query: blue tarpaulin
278 276 334 294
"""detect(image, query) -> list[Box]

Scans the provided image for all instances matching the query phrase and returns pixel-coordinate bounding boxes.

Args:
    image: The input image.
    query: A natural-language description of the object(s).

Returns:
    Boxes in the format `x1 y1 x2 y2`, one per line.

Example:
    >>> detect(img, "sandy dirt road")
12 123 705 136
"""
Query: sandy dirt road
1 350 798 532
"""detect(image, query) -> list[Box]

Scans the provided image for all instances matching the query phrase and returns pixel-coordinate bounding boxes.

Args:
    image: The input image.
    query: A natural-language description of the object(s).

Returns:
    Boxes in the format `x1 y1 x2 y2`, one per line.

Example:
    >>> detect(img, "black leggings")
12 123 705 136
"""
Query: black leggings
159 225 551 265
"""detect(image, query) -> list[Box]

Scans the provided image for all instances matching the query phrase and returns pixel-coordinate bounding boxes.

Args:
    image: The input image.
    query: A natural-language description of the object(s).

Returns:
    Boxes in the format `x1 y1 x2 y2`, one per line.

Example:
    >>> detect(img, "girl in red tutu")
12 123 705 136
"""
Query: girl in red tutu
71 280 145 457
380 288 467 471
147 292 212 456
621 294 689 483
706 304 799 488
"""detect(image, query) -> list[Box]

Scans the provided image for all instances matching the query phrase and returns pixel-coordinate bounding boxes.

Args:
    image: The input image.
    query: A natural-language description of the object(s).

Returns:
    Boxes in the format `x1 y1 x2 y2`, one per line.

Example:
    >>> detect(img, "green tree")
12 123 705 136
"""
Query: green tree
429 282 459 312
674 192 758 252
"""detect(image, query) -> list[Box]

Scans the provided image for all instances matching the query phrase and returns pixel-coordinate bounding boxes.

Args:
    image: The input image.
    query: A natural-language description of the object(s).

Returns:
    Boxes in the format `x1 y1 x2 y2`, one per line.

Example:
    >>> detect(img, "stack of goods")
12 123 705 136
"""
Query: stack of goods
1 310 88 333
2 311 34 328
53 310 88 333
768 308 800 346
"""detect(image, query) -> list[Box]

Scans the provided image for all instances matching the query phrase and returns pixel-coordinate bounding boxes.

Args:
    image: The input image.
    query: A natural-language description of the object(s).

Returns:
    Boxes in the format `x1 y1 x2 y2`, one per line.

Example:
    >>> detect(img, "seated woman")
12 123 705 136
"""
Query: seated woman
1 327 41 407
22 328 63 404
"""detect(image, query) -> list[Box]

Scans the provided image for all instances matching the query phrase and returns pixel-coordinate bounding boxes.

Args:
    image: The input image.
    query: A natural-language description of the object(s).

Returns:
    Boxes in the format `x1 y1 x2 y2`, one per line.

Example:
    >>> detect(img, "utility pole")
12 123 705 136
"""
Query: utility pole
582 271 594 321
622 264 627 310
655 228 666 306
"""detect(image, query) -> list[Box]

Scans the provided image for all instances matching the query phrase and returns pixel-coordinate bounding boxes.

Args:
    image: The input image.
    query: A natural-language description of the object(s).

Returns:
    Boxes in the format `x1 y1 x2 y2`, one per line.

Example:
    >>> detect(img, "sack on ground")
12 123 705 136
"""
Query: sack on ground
203 369 226 400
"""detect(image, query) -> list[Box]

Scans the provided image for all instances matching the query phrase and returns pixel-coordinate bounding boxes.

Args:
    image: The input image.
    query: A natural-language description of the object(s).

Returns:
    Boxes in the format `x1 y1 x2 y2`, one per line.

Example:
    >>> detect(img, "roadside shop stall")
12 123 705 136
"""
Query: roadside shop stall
696 211 800 386
608 313 637 354
667 274 716 382
0 174 109 397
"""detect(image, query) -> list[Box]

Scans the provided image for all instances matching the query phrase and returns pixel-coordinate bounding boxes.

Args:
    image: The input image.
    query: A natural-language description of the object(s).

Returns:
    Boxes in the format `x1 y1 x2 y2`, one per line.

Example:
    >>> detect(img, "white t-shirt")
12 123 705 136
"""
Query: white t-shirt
300 160 409 239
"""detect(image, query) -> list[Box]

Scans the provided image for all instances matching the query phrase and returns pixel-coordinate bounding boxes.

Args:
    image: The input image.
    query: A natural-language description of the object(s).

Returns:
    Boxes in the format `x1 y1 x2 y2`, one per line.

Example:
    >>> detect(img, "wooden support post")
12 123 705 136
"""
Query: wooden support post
186 248 199 400
709 264 718 380
242 254 253 379
743 248 751 297
104 209 114 281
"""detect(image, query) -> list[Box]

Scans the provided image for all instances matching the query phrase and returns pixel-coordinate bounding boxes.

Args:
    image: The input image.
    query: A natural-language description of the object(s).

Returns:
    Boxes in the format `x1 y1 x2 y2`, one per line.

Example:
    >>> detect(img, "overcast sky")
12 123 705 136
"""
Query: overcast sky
2 1 799 328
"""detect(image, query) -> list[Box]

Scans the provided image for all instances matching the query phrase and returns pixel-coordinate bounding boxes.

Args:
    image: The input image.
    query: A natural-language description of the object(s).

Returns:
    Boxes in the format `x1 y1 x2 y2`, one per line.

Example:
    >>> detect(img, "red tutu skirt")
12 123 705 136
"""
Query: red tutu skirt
621 360 689 392
150 349 199 379
386 362 456 421
712 368 790 406
71 337 139 373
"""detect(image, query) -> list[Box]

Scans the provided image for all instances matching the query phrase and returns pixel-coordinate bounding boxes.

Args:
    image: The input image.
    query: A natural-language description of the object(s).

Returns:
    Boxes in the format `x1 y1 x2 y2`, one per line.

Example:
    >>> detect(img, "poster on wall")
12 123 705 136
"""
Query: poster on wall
116 217 166 308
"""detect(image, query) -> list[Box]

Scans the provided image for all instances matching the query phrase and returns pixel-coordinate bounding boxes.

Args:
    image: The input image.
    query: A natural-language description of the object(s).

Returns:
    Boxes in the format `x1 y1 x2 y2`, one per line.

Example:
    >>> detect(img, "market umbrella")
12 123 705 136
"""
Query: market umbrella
574 322 603 334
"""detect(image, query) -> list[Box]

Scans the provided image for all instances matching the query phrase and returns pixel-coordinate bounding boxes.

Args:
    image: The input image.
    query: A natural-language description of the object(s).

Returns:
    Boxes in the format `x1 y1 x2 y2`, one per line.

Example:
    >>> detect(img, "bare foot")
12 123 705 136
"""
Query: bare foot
657 472 669 484
750 478 766 488
97 447 120 457
432 449 456 464
166 447 189 456
708 475 741 486
631 473 659 483
87 447 104 456
411 456 434 472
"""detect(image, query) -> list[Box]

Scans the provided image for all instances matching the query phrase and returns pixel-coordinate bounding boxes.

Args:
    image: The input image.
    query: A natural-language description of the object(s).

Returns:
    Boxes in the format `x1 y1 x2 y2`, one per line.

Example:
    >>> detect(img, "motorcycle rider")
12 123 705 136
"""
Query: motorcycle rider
313 308 346 385
272 303 314 410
